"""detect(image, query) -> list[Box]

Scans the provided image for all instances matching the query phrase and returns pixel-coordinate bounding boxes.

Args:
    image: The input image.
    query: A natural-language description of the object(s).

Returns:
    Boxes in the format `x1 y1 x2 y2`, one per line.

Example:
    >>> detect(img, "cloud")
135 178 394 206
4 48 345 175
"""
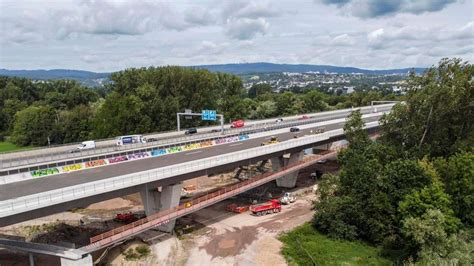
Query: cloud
226 18 269 40
221 0 277 40
332 33 355 45
185 6 217 26
320 0 459 18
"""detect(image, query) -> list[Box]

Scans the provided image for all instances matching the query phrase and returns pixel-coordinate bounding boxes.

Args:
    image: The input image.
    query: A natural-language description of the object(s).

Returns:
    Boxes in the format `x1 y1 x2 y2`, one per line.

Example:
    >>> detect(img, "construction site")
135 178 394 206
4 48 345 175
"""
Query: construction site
0 147 341 265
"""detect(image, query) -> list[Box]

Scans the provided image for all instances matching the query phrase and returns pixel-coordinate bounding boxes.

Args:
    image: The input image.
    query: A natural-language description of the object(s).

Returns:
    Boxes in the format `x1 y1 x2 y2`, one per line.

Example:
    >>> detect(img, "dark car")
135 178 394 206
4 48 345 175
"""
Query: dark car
290 127 300 132
185 128 197 135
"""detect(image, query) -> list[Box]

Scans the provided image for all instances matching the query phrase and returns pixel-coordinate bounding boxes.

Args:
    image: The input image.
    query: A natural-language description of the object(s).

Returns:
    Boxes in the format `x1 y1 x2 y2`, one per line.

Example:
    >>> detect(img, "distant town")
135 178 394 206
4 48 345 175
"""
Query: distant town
241 72 407 94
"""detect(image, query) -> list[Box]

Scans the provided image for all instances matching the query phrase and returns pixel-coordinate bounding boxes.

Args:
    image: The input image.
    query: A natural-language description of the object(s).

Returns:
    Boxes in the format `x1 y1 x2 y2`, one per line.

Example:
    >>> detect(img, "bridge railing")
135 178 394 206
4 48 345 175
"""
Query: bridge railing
0 105 392 171
0 122 378 219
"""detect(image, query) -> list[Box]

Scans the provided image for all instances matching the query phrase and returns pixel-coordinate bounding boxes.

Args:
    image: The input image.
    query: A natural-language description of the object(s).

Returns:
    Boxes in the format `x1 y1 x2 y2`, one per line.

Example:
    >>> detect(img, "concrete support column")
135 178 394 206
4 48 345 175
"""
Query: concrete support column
140 183 182 233
158 183 182 232
272 151 304 188
60 254 93 266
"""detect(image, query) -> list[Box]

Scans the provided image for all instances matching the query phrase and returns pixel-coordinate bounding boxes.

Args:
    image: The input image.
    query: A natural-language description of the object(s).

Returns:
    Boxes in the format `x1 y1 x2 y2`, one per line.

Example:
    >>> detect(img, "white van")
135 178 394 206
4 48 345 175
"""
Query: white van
72 141 96 153
116 135 146 146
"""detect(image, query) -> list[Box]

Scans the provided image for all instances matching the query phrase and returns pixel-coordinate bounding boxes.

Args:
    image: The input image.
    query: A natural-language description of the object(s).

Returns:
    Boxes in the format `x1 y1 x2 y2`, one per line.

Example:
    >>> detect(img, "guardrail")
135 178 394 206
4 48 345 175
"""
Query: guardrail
0 121 378 219
0 104 393 170
0 109 389 175
85 155 323 251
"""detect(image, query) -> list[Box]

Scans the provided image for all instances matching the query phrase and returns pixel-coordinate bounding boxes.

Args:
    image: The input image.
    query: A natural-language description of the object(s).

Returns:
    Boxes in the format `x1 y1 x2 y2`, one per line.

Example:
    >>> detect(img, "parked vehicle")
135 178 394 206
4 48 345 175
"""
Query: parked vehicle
231 119 245 128
114 212 145 224
226 203 250 213
290 127 300 132
250 199 281 216
261 136 279 146
317 159 328 164
116 135 146 146
275 118 283 123
185 128 197 135
280 192 296 205
299 115 309 120
71 140 95 152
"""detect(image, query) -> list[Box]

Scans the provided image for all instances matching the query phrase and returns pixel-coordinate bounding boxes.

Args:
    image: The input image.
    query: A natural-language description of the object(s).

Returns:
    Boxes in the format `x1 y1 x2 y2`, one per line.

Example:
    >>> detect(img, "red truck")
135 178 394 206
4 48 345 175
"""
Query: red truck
249 199 281 216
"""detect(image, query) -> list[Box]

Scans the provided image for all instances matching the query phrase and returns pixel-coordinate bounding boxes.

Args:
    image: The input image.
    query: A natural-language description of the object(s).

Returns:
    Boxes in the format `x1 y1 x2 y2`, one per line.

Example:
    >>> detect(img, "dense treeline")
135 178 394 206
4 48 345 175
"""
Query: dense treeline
313 58 473 264
0 66 400 147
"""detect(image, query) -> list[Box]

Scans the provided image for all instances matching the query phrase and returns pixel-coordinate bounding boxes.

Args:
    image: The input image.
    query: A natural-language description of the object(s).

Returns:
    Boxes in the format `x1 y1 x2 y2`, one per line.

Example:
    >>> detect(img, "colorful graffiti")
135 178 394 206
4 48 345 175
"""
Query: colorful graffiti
31 168 59 177
200 141 213 148
167 146 182 153
128 152 150 160
151 149 167 156
85 159 107 168
62 164 83 172
108 156 128 164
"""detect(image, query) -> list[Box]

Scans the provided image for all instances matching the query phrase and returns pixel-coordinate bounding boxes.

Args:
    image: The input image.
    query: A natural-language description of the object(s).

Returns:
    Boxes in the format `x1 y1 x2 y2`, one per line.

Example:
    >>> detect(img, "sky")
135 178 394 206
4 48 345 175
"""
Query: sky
0 0 473 72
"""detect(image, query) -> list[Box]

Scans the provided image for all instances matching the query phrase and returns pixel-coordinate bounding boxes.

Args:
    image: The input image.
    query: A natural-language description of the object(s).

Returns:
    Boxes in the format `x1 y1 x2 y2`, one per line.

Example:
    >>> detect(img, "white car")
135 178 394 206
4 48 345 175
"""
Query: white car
71 141 96 153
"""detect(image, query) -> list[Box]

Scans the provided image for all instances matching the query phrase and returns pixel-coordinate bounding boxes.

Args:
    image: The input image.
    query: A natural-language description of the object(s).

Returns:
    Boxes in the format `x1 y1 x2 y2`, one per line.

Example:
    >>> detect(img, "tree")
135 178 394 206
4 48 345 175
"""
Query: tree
303 90 327 112
380 58 474 158
11 106 59 146
250 100 277 119
402 209 473 265
275 91 303 116
60 105 94 143
248 83 272 98
398 181 460 234
434 152 474 226
342 109 370 149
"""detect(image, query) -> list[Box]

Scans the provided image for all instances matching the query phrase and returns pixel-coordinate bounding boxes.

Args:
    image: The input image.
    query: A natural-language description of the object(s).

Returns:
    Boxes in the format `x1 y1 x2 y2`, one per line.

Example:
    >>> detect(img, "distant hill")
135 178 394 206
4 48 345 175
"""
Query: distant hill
0 69 110 80
0 63 426 83
193 63 426 75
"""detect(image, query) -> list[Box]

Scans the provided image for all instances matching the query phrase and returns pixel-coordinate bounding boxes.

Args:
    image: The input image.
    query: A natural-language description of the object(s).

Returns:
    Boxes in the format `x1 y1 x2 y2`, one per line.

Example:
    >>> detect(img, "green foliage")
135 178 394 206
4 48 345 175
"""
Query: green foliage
280 223 393 266
247 83 272 98
0 141 31 153
402 209 473 265
380 58 474 158
303 90 328 112
10 106 60 146
434 152 474 226
123 245 151 261
342 110 370 149
399 182 460 234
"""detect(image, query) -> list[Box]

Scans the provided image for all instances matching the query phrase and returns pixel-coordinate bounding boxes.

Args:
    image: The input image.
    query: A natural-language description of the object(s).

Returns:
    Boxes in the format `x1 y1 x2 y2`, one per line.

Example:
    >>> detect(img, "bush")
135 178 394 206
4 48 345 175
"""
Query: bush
135 245 151 257
123 245 151 261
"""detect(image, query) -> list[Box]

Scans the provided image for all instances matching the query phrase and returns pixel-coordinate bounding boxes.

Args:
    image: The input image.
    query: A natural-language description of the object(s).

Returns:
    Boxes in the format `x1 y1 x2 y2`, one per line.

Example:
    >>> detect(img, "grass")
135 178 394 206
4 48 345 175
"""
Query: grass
0 141 32 153
279 223 393 266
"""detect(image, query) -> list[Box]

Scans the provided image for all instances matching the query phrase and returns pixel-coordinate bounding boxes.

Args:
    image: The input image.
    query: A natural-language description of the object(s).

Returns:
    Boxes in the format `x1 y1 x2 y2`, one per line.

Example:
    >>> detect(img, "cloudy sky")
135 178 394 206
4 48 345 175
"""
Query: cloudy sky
0 0 472 71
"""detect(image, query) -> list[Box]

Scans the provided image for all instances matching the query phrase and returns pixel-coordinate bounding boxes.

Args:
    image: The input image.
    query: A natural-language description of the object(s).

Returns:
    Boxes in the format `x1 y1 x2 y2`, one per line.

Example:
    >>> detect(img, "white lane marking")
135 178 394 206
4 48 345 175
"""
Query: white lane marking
185 151 202 155
229 143 243 147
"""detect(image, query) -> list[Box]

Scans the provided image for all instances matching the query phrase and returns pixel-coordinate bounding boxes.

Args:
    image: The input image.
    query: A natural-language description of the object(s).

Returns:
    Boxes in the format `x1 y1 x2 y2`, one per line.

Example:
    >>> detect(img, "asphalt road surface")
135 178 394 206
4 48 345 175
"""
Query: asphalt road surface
0 115 380 201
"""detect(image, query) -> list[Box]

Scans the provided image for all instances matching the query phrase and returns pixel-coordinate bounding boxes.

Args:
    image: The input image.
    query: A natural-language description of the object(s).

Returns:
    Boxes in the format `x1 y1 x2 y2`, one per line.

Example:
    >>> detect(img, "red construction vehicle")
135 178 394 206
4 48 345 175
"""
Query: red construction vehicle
226 203 250 213
249 199 281 216
114 212 145 224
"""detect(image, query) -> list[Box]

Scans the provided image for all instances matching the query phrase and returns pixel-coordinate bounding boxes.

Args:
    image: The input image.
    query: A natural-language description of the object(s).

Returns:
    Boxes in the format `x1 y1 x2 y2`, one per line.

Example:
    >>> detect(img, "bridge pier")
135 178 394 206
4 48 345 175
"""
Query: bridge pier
140 182 182 233
271 150 304 188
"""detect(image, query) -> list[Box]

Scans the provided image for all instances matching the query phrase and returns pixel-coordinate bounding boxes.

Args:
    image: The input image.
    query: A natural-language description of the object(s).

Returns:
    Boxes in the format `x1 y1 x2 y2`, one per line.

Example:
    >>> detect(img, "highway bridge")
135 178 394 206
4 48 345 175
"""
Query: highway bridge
0 104 393 265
